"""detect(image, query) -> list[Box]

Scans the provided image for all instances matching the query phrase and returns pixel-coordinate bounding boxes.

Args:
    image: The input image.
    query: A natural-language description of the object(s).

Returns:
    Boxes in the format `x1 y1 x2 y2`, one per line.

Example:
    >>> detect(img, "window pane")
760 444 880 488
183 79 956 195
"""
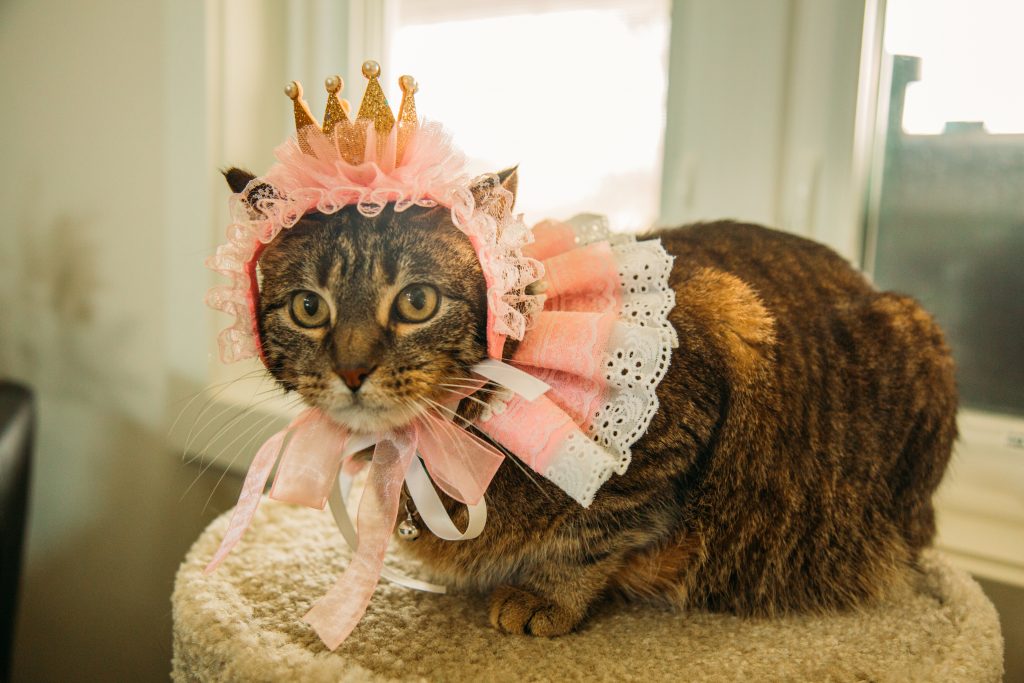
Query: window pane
389 0 670 231
870 1 1024 417
884 0 1024 134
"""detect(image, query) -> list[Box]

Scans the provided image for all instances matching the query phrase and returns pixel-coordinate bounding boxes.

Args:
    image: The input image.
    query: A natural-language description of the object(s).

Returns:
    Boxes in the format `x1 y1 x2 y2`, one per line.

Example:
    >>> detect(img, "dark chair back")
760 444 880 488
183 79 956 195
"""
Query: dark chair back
0 382 33 683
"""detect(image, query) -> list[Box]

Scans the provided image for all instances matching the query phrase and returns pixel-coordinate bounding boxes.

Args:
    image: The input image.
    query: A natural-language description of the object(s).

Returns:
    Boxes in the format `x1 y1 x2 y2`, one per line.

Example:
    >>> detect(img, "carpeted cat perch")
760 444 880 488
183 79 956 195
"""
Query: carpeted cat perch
172 500 1004 682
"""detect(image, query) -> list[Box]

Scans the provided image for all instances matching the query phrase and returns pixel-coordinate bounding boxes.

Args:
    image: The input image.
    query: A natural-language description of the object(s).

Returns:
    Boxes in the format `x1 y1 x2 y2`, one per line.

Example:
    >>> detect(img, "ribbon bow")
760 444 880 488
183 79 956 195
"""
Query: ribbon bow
205 360 547 649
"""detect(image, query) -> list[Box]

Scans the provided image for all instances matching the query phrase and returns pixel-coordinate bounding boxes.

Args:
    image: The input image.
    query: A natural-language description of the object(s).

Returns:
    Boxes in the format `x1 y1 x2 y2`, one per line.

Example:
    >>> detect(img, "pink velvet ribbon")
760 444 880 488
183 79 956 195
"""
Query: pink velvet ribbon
204 407 504 649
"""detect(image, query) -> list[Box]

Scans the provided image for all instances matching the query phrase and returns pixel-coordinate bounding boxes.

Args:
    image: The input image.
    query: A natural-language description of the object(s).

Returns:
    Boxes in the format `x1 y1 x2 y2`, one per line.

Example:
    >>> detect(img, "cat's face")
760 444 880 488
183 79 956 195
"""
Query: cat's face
254 203 489 433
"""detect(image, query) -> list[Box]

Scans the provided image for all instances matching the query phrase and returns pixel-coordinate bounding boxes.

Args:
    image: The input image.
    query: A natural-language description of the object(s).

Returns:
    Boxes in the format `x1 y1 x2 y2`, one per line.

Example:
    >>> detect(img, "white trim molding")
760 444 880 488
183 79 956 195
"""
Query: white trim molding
935 410 1024 587
660 0 867 263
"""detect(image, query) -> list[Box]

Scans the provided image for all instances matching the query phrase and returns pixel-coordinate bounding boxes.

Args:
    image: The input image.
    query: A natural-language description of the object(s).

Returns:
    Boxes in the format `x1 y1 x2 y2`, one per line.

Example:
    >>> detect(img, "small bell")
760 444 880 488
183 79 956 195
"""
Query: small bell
397 518 420 541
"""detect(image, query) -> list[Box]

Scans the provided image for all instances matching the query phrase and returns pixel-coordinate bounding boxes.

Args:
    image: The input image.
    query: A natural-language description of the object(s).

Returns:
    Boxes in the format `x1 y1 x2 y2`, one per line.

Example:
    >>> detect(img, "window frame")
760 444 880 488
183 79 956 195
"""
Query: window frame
858 0 1024 584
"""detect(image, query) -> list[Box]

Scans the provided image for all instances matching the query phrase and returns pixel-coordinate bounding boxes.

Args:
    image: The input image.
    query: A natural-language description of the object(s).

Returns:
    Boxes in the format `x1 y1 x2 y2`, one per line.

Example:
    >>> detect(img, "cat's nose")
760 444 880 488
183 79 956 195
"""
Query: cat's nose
337 366 374 392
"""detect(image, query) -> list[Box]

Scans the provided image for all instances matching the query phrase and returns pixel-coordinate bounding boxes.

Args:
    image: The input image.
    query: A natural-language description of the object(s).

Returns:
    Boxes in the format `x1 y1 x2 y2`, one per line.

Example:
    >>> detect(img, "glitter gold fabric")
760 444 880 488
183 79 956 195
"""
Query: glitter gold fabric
321 77 350 138
356 66 395 159
287 82 319 155
396 76 418 164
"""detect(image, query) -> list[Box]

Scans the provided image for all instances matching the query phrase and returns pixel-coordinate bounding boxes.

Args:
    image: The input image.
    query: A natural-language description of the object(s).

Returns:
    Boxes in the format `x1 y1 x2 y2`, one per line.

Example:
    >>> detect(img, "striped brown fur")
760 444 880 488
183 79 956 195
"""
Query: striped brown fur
228 168 957 637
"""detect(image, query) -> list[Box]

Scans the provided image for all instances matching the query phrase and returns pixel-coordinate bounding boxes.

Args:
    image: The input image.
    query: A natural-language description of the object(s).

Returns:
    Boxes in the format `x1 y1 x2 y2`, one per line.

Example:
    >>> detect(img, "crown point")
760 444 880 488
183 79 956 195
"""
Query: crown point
325 75 342 94
399 75 418 94
284 81 301 100
362 60 381 79
396 74 419 165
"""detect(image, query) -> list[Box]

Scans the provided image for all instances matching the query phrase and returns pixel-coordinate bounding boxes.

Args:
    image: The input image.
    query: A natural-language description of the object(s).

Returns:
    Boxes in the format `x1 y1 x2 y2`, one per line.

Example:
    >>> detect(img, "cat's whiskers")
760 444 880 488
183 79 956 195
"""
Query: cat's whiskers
395 397 428 423
201 404 294 514
439 374 499 386
253 383 289 398
420 395 471 420
191 410 280 509
410 400 455 448
183 390 286 466
181 370 280 458
437 381 503 396
167 368 267 439
180 392 307 504
178 369 271 455
416 400 502 472
179 394 298 501
191 400 282 469
442 391 492 412
421 395 553 501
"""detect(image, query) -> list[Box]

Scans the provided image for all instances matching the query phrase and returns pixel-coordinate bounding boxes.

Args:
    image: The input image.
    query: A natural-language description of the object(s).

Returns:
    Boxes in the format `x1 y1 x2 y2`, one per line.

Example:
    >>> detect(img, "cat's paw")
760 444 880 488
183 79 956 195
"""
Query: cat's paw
488 585 580 637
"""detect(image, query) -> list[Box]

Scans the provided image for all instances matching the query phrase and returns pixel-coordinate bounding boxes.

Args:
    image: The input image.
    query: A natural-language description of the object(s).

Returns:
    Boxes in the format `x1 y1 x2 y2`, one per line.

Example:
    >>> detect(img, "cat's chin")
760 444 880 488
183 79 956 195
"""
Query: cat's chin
324 402 422 435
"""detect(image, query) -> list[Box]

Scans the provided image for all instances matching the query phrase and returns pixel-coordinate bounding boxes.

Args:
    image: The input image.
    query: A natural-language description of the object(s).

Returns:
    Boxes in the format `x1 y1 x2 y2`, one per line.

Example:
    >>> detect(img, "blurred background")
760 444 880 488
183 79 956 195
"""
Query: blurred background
0 0 1021 680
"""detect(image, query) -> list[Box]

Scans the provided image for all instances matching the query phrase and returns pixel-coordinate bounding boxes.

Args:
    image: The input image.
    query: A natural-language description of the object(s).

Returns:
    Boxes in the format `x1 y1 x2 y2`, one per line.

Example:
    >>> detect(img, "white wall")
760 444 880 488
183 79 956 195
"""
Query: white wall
0 1 232 680
0 3 349 676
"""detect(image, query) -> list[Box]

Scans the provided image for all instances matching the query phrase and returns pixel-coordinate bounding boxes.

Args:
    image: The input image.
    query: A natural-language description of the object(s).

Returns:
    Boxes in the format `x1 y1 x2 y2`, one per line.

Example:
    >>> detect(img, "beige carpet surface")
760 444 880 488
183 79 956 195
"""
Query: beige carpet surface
172 499 1003 682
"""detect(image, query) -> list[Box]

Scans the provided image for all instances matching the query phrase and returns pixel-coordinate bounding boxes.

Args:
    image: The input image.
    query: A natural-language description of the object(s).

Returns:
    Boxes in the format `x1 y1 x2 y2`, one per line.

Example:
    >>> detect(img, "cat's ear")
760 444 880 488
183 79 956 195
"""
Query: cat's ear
495 165 518 206
223 167 281 216
470 165 519 220
223 167 256 194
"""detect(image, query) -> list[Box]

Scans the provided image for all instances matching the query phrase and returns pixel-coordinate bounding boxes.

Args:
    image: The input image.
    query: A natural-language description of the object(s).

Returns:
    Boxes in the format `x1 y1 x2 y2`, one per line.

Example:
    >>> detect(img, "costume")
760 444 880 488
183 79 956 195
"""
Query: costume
206 61 677 649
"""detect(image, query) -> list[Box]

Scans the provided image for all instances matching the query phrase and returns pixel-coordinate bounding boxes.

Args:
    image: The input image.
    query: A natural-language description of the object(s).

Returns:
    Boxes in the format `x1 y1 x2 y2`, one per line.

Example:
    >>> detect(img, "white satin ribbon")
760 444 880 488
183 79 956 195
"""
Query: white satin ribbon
405 456 487 541
471 358 551 401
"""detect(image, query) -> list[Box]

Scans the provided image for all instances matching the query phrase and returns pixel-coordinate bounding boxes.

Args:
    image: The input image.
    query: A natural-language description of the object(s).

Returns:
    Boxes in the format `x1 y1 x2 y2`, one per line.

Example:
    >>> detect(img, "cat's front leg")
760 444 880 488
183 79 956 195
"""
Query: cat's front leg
487 553 618 637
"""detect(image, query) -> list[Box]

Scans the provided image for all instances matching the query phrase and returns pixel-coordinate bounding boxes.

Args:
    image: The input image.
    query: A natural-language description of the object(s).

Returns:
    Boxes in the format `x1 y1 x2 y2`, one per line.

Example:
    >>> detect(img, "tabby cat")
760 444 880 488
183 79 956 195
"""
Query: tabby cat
225 165 956 637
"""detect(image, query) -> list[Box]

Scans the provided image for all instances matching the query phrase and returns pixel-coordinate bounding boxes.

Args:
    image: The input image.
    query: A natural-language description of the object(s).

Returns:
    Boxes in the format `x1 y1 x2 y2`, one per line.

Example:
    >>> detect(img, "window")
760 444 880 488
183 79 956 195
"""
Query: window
863 0 1024 585
388 0 670 231
866 0 1024 422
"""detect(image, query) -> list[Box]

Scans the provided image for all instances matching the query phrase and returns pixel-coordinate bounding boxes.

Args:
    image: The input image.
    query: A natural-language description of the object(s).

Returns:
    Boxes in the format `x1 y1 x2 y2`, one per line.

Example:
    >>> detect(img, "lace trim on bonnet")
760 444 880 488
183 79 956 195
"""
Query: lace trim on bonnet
205 121 543 363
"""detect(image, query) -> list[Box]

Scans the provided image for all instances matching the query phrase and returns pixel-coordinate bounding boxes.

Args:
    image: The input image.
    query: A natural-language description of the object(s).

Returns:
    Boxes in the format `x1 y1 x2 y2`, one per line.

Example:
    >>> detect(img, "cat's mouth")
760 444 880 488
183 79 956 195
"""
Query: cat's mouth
324 398 425 434
306 372 473 435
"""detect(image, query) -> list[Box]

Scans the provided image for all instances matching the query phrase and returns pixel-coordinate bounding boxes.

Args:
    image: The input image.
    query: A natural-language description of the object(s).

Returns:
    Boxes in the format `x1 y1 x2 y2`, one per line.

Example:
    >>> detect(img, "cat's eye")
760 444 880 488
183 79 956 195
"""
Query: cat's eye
288 290 330 328
393 284 440 324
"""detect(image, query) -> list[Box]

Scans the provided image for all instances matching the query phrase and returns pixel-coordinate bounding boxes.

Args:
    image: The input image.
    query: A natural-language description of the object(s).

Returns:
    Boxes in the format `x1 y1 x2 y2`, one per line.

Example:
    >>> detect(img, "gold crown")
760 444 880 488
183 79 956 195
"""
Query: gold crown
284 59 418 165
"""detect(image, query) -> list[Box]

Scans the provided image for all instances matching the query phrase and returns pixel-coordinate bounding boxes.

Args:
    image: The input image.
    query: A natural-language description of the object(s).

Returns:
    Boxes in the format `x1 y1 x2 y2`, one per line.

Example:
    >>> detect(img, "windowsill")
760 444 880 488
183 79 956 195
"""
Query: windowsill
933 409 1024 586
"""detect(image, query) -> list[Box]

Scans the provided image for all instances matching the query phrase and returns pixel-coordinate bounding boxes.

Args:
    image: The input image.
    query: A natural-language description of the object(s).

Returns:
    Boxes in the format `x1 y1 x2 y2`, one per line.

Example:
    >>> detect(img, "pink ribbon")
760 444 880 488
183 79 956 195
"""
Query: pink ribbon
303 433 415 648
204 406 504 649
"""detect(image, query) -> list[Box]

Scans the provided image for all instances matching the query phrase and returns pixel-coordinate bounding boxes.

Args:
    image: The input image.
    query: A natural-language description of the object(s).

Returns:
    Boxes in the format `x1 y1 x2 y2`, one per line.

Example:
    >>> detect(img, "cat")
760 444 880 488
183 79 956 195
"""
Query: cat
224 165 957 637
